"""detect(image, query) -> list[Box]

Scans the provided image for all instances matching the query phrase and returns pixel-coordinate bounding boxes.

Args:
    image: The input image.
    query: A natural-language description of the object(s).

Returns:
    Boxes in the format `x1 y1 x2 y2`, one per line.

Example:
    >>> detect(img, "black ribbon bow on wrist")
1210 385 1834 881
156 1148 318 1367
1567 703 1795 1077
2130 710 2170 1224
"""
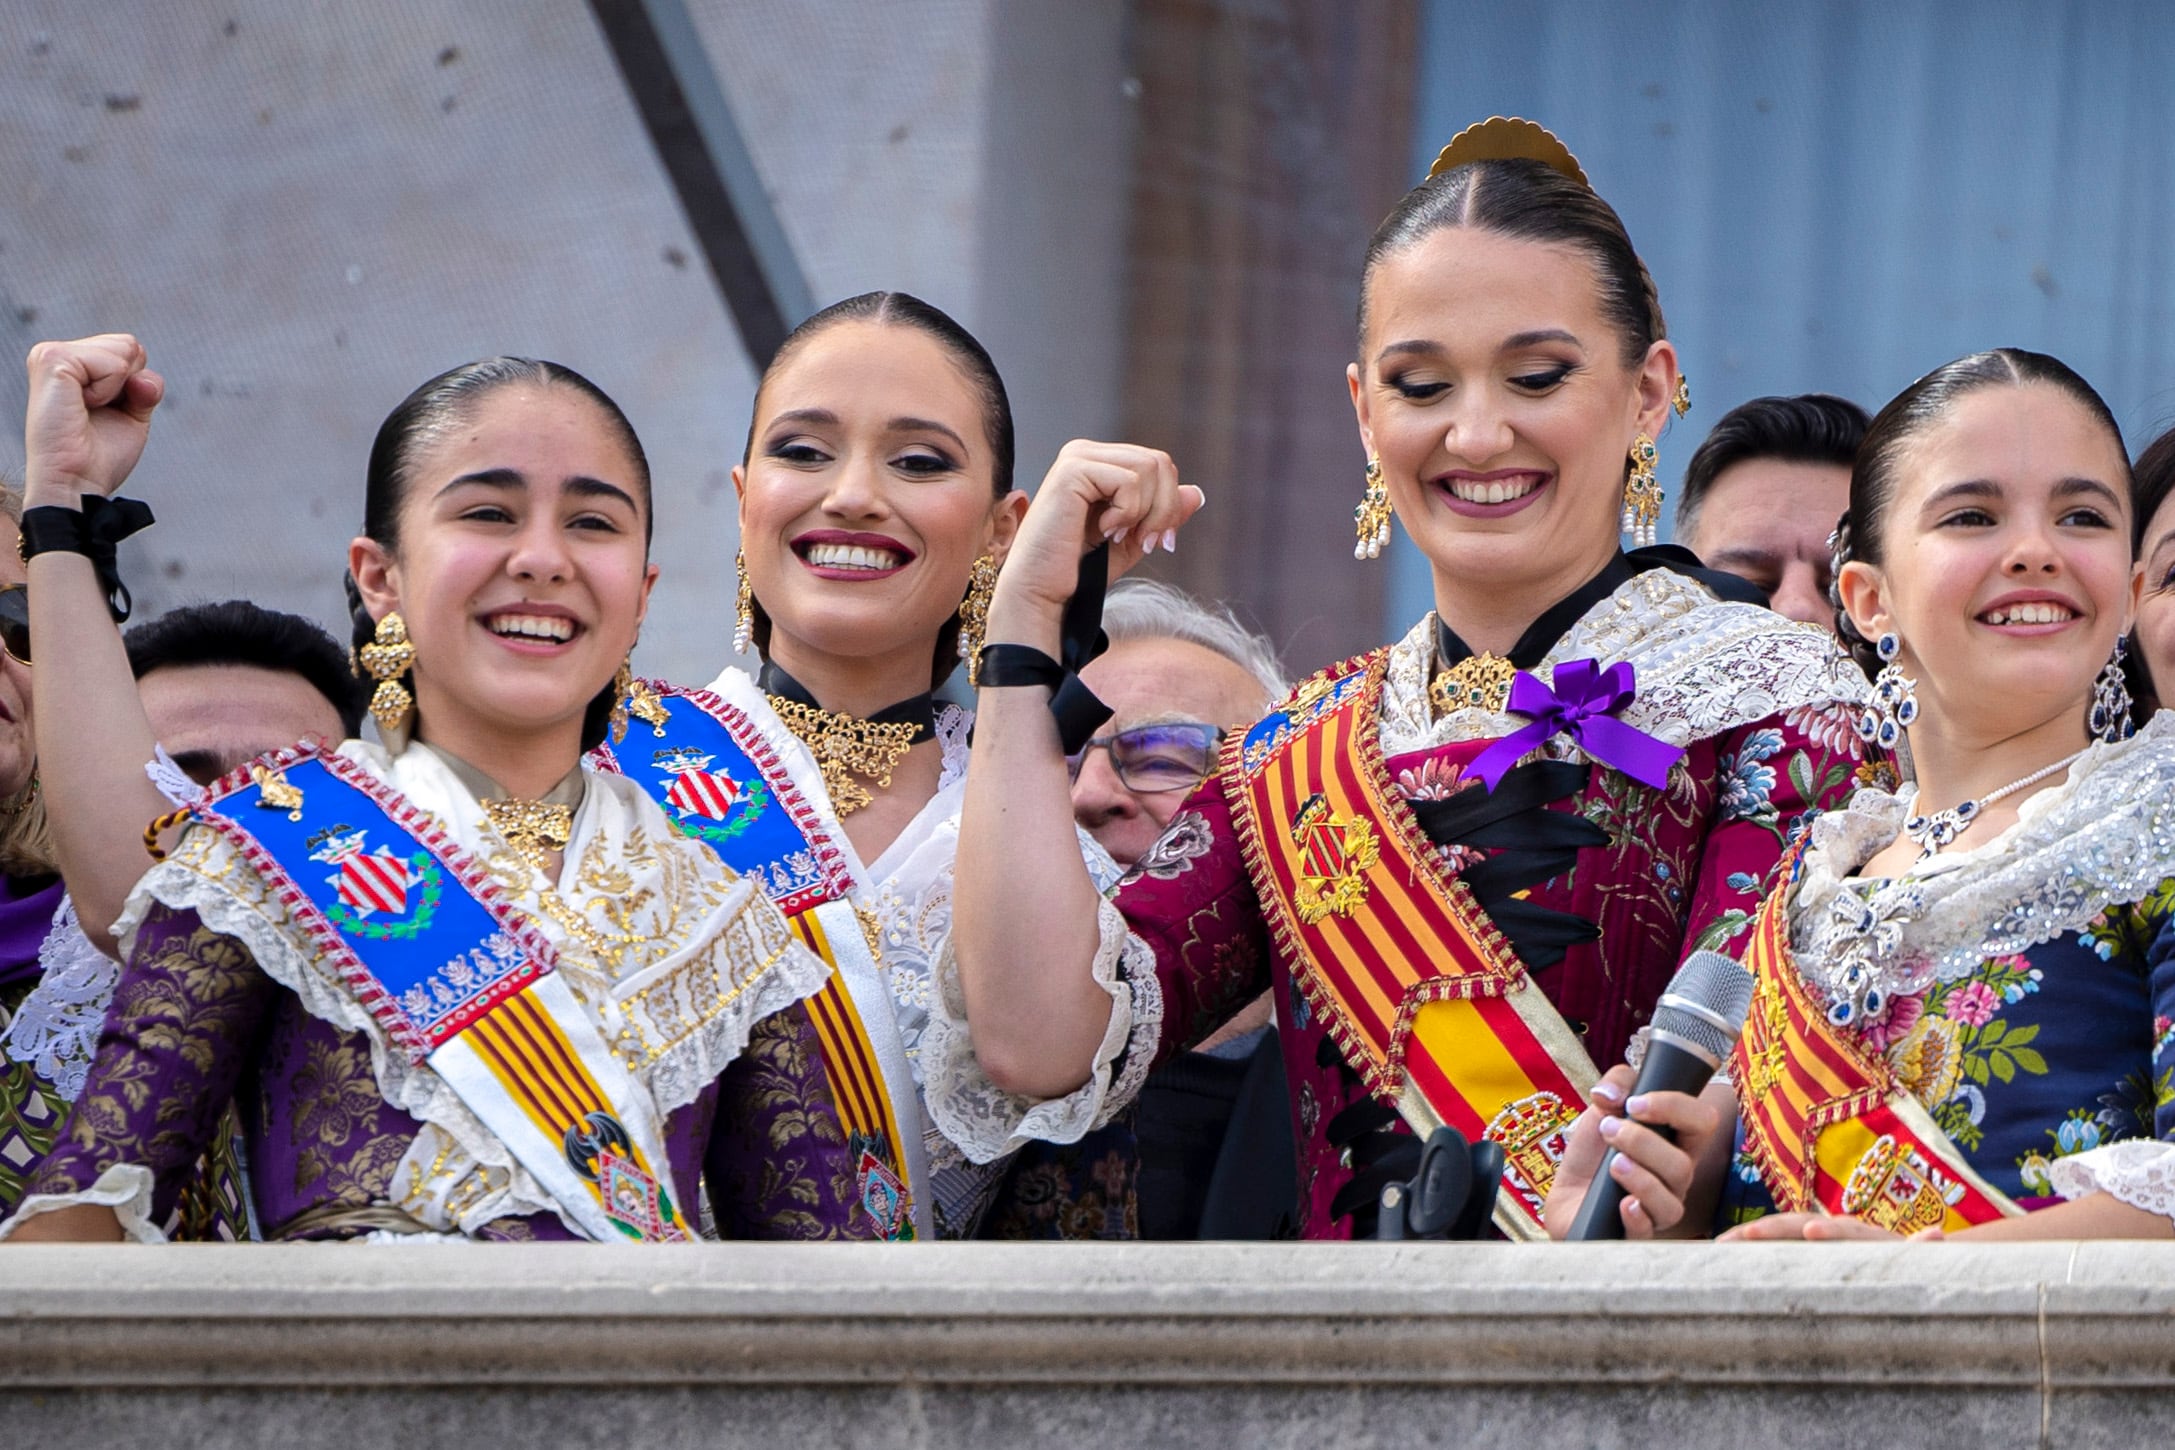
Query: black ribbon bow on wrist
972 542 1114 754
20 494 156 622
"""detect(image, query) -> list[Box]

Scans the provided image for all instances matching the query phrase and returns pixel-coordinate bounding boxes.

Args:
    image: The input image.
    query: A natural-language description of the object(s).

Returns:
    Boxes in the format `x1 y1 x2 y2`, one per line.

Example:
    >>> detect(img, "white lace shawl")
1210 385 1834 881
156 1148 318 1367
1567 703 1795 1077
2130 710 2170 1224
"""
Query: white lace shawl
1375 567 1867 757
704 668 1160 1185
10 739 827 1240
0 894 119 1102
1787 715 2175 1226
1791 715 2175 992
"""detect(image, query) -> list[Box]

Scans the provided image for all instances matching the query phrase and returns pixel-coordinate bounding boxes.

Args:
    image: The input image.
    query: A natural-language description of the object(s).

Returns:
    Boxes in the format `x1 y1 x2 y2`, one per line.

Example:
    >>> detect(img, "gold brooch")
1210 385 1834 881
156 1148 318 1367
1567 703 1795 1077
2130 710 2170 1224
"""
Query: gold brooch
484 797 574 872
1429 652 1516 716
251 764 305 821
769 697 918 816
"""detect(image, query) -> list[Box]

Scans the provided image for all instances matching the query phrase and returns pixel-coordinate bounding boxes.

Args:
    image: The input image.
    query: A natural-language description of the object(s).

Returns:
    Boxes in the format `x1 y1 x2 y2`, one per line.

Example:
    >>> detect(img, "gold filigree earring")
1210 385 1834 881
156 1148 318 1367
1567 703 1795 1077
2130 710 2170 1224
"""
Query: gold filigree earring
609 655 670 744
1622 433 1661 549
958 553 997 686
357 611 417 736
1355 455 1392 560
732 547 755 656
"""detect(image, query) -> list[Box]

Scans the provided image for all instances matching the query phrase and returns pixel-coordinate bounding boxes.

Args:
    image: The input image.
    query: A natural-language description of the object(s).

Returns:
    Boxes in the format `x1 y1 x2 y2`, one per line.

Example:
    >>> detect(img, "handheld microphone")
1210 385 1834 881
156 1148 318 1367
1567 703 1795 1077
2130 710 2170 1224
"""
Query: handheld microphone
1564 950 1754 1241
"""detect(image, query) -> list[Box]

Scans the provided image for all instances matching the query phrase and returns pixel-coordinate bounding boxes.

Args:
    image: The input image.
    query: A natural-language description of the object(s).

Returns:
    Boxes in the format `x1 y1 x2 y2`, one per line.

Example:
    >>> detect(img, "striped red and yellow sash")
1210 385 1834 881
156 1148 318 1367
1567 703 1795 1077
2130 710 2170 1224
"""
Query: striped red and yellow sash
791 906 915 1239
1232 653 1596 1238
1732 881 2020 1233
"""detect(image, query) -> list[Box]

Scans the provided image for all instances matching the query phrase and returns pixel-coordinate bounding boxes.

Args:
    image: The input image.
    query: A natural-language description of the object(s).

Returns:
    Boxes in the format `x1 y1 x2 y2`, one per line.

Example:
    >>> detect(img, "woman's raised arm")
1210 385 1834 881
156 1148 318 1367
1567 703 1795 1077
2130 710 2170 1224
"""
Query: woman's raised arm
951 440 1200 1097
20 336 172 955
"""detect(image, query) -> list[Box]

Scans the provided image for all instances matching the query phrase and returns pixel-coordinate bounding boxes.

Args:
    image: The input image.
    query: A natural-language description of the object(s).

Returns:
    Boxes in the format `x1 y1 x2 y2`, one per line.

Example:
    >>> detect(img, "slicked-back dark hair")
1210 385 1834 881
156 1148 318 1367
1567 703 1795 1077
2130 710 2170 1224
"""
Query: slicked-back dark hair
1358 158 1664 368
126 600 367 737
1675 393 1871 544
737 291 1014 683
1829 348 2128 678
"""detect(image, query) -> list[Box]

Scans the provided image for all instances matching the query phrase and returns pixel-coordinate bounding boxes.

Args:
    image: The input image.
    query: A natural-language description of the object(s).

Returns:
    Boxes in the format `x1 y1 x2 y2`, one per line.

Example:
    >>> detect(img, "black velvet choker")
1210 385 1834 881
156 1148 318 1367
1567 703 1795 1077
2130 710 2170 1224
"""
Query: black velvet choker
756 662 938 743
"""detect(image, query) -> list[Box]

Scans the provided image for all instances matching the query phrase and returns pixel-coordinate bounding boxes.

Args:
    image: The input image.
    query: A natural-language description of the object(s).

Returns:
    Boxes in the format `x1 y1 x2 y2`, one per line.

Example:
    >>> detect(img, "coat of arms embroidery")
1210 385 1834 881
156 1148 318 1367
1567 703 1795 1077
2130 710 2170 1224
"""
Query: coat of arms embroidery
1291 792 1380 924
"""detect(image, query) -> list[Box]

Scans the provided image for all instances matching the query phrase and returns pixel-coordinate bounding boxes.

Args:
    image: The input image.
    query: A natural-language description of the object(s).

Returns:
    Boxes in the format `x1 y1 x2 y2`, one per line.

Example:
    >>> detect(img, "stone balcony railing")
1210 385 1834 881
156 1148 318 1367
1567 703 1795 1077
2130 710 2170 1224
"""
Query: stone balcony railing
4 1241 2172 1447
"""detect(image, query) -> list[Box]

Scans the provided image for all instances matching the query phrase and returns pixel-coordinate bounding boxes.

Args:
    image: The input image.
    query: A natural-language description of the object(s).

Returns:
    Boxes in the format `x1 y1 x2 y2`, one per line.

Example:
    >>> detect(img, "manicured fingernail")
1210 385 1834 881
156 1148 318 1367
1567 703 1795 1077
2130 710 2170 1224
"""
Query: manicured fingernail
1626 1094 1651 1116
1610 1155 1634 1179
1598 1116 1622 1142
1162 529 1178 553
1624 1195 1642 1217
1106 526 1128 546
1591 1082 1624 1105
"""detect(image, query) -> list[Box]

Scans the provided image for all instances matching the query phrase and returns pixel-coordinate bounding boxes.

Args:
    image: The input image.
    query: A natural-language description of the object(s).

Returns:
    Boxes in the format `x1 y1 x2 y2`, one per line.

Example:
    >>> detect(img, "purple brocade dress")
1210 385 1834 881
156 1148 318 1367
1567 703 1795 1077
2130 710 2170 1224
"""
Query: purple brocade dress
19 902 879 1239
0 873 67 1219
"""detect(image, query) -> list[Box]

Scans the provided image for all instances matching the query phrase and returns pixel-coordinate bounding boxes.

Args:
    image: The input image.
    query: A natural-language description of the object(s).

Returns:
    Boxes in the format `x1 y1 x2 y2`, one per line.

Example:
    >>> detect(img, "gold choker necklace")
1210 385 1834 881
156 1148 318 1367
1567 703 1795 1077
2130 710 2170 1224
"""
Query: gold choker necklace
483 797 574 871
769 696 919 816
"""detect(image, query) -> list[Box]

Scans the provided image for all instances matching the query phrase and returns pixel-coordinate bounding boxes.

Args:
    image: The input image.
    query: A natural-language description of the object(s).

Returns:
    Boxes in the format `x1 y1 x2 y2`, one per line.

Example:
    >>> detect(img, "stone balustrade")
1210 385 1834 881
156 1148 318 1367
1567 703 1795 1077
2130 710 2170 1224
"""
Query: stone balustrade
4 1240 2172 1447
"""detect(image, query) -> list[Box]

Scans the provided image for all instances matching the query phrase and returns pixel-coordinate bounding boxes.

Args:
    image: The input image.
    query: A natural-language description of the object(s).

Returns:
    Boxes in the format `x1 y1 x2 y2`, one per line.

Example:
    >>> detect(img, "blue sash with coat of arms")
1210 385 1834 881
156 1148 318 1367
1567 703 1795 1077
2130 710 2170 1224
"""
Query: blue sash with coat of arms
590 682 929 1240
180 748 693 1243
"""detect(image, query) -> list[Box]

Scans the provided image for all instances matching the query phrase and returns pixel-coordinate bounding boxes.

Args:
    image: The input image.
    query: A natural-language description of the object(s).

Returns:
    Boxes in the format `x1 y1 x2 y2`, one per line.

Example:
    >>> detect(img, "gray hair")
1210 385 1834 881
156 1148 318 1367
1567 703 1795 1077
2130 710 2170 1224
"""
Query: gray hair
1101 578 1288 710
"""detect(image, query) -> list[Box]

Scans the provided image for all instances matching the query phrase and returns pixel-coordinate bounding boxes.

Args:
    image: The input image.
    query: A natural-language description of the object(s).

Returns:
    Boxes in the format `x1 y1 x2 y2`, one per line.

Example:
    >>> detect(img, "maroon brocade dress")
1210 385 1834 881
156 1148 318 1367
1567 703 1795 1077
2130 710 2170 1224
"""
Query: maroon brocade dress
1106 556 1873 1238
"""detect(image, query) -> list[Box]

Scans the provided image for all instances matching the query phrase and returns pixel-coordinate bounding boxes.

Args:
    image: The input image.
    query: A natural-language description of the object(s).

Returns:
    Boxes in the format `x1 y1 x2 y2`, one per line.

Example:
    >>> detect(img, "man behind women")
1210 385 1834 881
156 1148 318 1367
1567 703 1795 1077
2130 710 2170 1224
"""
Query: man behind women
127 600 362 791
994 578 1297 1239
1674 393 1869 630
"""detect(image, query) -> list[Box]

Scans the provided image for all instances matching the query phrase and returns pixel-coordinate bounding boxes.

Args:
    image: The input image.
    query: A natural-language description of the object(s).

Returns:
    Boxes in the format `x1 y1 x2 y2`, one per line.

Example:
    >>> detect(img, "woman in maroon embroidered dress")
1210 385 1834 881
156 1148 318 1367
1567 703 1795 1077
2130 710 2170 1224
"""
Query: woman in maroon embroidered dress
951 119 1872 1240
3 337 869 1242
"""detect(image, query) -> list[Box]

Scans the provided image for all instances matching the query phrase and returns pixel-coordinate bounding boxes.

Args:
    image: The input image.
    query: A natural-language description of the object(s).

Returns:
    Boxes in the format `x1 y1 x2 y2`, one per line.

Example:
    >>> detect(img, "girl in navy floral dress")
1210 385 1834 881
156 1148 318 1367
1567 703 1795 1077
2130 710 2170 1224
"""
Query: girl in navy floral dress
1549 349 2175 1241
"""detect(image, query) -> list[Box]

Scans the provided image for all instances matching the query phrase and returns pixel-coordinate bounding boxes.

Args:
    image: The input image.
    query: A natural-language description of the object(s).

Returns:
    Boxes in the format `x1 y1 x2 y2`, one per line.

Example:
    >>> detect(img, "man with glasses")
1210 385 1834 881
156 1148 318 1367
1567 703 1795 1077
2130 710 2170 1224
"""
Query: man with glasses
1069 580 1286 872
987 579 1296 1240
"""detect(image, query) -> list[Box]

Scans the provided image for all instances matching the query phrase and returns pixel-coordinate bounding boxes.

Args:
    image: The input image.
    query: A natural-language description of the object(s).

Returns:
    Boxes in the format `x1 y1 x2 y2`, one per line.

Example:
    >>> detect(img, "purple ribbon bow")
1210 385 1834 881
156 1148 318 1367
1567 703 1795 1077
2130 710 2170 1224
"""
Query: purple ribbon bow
1468 658 1683 792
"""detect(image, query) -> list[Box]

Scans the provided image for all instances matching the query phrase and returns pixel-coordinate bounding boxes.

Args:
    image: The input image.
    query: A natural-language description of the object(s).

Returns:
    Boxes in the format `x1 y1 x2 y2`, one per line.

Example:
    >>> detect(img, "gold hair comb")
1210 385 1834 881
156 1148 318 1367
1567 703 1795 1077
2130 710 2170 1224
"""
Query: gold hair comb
1427 116 1589 188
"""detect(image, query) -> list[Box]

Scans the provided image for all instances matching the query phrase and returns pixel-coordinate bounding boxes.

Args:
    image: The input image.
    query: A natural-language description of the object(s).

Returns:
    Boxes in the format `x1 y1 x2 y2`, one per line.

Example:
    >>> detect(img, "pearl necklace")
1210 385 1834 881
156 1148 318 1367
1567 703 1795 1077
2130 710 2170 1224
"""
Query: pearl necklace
1902 749 2085 857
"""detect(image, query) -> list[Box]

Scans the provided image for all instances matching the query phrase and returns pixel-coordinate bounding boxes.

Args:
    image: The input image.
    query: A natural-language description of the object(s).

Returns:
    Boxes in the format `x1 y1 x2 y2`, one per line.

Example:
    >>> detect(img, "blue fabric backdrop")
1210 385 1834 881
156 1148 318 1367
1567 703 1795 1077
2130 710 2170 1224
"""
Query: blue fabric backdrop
1392 0 2175 626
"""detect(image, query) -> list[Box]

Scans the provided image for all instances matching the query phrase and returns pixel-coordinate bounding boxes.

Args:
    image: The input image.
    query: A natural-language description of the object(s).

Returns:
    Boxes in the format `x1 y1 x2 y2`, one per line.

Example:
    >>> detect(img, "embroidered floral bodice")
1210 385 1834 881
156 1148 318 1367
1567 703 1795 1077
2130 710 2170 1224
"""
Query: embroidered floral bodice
1747 715 2175 1224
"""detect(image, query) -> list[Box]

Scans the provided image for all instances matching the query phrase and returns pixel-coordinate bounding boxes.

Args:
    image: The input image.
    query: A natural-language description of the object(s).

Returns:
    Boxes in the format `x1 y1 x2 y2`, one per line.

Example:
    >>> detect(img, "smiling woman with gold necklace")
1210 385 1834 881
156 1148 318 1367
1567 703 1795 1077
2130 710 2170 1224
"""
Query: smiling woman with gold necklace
1 336 862 1243
598 292 1164 1239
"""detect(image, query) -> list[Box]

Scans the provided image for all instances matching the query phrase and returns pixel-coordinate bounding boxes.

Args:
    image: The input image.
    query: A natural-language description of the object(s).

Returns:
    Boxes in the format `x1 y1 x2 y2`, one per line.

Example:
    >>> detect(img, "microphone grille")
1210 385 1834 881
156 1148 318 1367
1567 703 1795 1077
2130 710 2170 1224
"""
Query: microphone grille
1650 949 1755 1064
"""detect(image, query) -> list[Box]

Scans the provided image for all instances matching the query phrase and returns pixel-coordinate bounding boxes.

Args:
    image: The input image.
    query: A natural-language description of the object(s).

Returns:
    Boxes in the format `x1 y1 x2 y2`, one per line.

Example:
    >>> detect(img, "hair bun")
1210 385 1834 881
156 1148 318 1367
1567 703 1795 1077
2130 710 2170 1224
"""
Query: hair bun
1426 116 1589 188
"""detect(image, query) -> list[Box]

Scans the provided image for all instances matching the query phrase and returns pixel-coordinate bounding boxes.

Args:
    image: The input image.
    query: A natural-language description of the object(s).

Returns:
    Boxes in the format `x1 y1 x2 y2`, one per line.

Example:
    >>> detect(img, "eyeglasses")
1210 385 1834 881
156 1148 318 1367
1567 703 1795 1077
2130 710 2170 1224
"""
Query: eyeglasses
1066 721 1224 794
0 586 26 666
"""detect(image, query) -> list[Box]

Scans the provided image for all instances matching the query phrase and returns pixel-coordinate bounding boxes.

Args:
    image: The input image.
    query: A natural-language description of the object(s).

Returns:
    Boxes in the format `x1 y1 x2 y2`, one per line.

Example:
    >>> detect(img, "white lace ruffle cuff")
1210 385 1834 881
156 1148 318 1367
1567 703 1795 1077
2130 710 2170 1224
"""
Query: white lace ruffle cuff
0 1162 164 1243
920 897 1165 1164
2046 1138 2175 1225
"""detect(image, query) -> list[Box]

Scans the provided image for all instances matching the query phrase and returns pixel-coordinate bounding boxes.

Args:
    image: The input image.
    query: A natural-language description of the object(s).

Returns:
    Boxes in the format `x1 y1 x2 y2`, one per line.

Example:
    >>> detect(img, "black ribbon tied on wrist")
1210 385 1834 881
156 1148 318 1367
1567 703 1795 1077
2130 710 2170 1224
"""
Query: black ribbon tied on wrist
972 542 1114 754
20 494 156 622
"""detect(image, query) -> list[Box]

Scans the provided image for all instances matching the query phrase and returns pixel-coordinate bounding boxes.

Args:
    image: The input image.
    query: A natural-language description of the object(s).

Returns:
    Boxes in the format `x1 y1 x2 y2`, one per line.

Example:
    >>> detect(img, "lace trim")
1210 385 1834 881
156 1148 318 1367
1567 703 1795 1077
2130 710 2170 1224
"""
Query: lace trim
935 703 972 791
919 896 1164 1164
2047 1139 2175 1225
1792 715 2175 1004
0 895 119 1102
145 745 206 808
1377 571 1866 757
0 1162 163 1243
